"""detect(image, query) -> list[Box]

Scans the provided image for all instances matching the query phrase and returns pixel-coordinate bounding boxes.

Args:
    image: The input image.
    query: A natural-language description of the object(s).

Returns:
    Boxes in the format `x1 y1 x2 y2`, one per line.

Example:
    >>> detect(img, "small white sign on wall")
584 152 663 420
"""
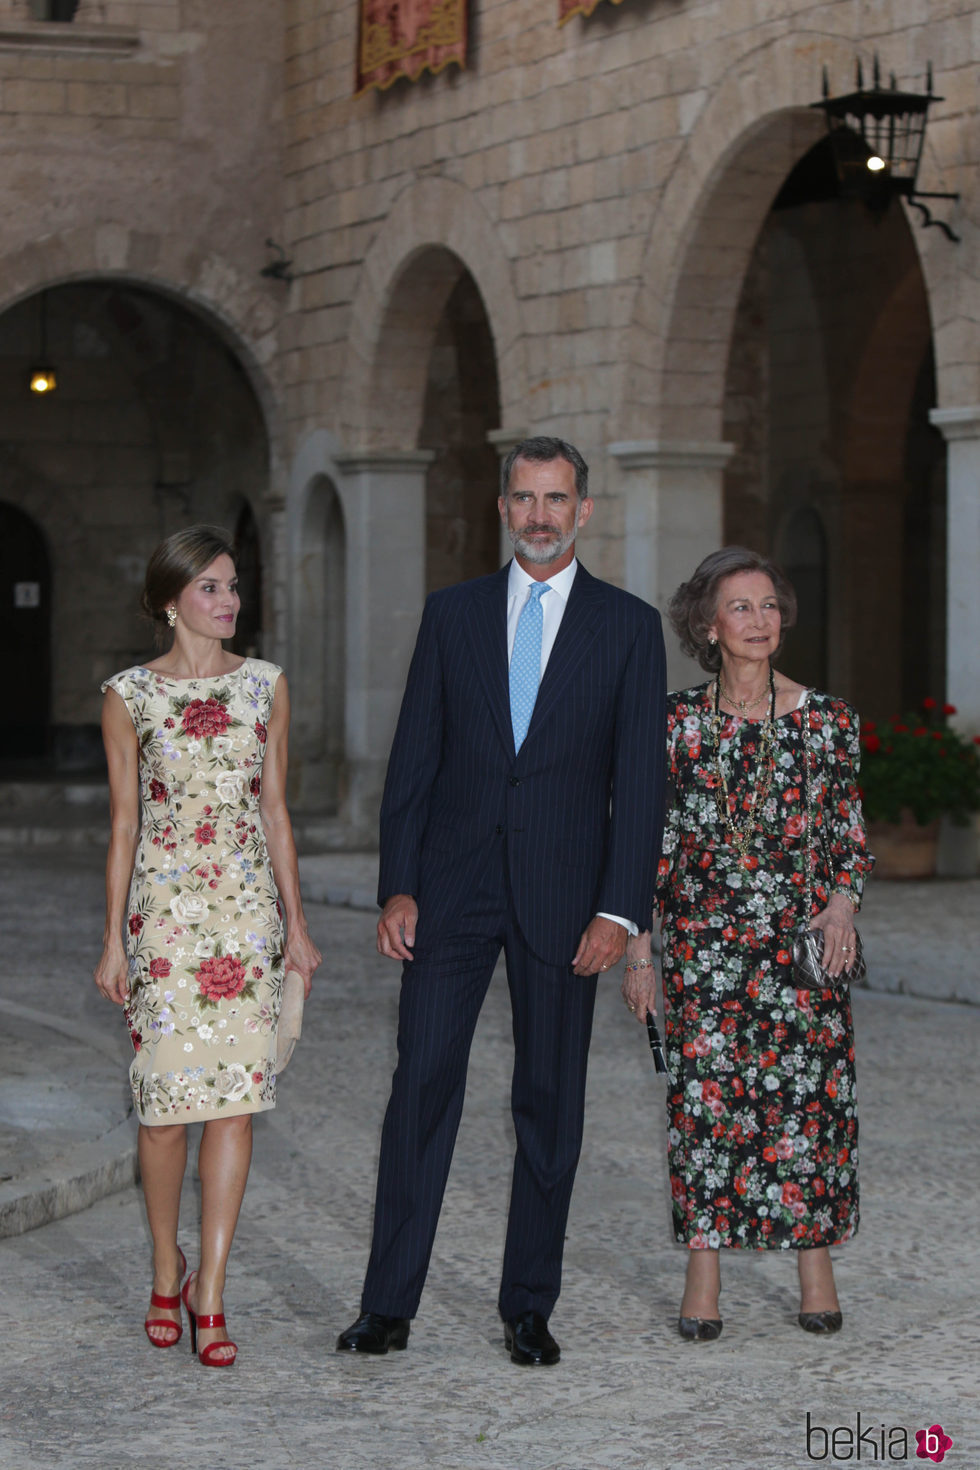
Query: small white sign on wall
13 582 41 608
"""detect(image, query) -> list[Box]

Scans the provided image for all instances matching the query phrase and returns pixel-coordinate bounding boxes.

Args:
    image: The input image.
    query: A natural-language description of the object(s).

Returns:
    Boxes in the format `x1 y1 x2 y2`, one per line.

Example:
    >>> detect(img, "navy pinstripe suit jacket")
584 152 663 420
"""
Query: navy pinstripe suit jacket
377 561 667 966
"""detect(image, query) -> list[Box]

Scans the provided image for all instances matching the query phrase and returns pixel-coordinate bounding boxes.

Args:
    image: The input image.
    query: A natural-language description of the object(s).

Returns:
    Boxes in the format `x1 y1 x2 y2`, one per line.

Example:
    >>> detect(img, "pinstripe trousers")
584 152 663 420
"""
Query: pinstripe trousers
360 841 599 1322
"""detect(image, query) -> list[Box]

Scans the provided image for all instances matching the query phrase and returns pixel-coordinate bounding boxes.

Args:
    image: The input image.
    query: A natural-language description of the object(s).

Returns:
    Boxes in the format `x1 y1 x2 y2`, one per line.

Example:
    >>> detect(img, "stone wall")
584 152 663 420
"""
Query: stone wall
277 0 978 788
1 0 978 813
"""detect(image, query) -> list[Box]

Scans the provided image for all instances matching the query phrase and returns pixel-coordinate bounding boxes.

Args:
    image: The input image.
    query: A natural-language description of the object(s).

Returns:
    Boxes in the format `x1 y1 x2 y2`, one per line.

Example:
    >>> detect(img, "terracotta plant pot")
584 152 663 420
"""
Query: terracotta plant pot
867 810 941 880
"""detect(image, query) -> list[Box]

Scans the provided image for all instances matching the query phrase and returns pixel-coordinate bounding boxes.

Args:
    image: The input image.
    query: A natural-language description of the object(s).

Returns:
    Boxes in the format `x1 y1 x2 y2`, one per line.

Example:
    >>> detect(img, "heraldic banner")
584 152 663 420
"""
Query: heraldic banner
357 0 468 94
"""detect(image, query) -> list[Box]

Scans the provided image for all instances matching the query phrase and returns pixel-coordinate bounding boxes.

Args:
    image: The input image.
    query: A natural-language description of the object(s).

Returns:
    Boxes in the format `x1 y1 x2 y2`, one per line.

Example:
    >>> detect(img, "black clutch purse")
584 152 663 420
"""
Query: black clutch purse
792 925 866 990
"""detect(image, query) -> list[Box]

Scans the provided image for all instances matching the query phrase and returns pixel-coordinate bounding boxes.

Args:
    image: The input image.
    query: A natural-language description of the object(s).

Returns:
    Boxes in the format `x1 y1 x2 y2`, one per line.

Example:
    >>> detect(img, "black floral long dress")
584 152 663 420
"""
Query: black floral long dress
656 686 874 1251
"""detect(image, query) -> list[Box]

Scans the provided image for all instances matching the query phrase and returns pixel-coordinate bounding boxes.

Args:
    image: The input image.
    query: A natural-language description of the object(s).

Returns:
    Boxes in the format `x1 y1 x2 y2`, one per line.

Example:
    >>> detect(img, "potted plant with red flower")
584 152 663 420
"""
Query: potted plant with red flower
859 700 980 878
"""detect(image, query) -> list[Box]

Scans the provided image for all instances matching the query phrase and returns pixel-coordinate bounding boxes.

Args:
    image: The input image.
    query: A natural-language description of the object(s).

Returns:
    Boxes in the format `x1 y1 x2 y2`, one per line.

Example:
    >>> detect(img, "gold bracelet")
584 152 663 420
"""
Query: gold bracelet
625 958 653 972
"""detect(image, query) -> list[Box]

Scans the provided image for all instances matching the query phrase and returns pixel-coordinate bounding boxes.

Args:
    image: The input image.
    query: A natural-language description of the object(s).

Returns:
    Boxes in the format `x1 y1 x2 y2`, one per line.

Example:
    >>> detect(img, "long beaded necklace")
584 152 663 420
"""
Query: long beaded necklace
709 667 777 860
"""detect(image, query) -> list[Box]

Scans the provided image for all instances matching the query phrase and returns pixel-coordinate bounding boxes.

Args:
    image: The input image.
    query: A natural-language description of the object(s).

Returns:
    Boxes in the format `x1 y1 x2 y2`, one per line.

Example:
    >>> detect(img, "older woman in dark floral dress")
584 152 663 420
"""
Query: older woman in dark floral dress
623 547 874 1341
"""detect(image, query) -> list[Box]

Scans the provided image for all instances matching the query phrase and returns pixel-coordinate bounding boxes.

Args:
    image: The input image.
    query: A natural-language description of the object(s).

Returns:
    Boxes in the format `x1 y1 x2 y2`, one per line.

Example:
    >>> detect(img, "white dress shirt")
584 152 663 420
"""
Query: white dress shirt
506 557 637 939
506 557 579 674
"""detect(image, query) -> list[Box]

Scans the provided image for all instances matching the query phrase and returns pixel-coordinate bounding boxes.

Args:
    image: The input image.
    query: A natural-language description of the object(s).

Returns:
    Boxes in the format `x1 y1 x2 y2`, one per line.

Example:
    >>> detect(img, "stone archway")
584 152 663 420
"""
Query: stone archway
621 31 964 444
318 195 516 824
0 277 274 767
719 133 942 716
615 34 968 711
341 176 525 452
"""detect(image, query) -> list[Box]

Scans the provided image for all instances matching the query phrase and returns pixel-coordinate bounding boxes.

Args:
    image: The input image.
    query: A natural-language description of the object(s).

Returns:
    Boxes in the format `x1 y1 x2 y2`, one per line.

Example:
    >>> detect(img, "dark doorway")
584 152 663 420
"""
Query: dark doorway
232 499 263 658
0 503 51 761
778 505 828 692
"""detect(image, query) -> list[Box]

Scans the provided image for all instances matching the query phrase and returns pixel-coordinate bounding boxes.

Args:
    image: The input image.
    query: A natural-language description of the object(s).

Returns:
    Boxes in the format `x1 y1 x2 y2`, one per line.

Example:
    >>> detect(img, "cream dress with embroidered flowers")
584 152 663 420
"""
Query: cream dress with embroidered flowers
101 659 285 1124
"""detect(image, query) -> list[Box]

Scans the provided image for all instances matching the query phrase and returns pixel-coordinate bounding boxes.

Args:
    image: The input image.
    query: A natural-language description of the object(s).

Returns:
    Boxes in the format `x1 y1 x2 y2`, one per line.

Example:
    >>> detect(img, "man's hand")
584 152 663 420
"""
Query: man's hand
572 915 628 976
377 894 418 961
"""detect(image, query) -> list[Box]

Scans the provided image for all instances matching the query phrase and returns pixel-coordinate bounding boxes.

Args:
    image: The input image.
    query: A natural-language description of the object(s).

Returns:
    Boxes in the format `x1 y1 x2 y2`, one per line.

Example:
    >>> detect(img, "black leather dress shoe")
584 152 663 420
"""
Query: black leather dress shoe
798 1310 843 1335
336 1311 411 1354
503 1311 560 1365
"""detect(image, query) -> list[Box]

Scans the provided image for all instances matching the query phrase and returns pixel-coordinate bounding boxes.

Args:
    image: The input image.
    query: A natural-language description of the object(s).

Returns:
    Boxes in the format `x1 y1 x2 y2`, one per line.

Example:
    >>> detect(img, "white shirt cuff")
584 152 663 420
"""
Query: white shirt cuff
597 911 638 937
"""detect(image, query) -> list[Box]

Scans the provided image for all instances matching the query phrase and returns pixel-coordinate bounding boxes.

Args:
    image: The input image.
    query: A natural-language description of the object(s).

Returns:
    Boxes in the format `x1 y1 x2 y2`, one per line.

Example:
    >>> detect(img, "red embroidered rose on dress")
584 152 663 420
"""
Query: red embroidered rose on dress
149 957 172 979
181 699 230 739
195 955 247 1002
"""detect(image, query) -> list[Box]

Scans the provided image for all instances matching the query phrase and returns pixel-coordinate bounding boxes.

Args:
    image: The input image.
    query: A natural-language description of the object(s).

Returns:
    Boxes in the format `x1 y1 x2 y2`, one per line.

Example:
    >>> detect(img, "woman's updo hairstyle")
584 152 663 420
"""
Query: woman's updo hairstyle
667 545 797 673
141 525 236 645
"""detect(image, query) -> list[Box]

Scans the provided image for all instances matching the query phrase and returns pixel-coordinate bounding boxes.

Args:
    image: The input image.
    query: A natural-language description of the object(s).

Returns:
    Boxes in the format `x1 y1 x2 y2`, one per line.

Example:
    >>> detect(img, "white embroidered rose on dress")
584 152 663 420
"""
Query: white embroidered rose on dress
170 893 210 924
214 768 244 801
215 1063 251 1102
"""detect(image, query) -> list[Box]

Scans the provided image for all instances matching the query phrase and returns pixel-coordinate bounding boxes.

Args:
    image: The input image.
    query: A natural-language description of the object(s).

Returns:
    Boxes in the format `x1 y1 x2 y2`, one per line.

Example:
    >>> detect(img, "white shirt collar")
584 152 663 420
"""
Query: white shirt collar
507 556 578 603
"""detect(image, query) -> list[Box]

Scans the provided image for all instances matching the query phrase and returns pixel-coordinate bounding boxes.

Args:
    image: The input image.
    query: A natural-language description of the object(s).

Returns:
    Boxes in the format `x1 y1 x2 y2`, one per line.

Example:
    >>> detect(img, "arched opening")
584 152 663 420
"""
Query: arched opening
721 133 943 715
0 280 270 769
0 503 51 765
365 246 502 588
291 475 346 813
418 271 502 591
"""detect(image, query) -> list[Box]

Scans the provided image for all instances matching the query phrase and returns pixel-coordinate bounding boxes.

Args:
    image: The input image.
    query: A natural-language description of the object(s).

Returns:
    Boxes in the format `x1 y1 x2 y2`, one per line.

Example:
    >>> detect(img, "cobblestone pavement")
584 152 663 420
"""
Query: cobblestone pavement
0 851 977 1470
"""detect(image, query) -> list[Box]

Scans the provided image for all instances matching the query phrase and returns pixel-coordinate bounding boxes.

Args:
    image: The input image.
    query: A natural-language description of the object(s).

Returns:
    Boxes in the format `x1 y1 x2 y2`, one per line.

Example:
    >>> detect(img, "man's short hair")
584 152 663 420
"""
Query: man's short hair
499 436 589 500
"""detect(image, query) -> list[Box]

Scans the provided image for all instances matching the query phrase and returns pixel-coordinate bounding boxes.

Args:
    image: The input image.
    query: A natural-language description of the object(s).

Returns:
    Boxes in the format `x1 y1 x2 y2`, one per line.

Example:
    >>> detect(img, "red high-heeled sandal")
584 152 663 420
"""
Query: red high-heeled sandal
181 1270 238 1368
143 1247 187 1348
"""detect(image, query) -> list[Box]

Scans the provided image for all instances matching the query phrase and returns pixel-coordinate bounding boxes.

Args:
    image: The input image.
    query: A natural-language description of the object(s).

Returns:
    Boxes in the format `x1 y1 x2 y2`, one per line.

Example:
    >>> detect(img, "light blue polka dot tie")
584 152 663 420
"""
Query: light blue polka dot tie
510 582 551 751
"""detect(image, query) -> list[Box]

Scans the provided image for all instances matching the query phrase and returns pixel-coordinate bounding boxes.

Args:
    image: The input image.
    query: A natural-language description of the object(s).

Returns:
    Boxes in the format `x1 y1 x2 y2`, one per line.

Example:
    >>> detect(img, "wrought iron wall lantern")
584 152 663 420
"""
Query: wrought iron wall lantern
812 58 960 242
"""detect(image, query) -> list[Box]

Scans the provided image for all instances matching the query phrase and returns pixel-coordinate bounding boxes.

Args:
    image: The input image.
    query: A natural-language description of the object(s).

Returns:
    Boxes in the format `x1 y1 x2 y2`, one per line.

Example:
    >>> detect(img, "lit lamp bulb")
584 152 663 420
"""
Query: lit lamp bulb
29 366 57 394
866 155 886 173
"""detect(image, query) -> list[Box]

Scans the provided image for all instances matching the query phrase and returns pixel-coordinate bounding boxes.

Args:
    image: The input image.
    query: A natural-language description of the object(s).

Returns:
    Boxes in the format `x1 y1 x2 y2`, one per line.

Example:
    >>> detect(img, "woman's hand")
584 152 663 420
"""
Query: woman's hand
808 893 858 978
622 932 659 1021
284 926 322 999
94 944 130 1006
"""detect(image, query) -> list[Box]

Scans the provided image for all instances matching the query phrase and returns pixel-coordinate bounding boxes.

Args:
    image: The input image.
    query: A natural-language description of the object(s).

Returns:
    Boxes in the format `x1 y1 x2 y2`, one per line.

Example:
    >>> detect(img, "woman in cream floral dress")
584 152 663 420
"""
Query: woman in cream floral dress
95 526 321 1366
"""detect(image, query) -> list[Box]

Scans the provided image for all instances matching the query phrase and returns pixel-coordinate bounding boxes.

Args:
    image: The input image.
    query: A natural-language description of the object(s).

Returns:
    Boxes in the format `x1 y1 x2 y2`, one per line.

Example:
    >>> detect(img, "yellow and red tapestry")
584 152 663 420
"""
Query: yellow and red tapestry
558 0 625 22
356 0 467 94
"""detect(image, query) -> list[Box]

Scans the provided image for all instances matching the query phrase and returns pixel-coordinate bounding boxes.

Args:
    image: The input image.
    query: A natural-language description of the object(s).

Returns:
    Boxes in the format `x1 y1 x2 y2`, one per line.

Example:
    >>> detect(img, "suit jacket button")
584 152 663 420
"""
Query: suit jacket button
495 824 505 834
509 777 521 787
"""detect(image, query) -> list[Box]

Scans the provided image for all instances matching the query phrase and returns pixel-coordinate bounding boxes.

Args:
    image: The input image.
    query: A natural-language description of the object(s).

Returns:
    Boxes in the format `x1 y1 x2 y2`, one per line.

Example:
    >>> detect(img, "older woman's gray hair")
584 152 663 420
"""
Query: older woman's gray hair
667 546 797 673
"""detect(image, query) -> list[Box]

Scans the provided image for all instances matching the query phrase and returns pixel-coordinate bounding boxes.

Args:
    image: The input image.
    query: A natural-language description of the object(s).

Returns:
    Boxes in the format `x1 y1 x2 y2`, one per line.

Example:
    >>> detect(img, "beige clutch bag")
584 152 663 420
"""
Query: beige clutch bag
276 969 305 1073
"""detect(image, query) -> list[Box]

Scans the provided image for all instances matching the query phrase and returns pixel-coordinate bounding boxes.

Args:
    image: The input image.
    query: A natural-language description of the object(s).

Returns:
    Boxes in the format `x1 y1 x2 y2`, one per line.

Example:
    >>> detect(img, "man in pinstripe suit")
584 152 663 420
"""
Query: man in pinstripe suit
337 437 667 1364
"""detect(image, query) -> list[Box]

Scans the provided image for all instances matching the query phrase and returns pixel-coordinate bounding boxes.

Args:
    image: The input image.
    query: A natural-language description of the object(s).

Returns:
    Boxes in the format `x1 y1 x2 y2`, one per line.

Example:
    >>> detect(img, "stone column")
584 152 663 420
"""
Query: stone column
929 406 980 876
335 450 433 832
487 425 528 566
608 439 734 687
929 406 980 731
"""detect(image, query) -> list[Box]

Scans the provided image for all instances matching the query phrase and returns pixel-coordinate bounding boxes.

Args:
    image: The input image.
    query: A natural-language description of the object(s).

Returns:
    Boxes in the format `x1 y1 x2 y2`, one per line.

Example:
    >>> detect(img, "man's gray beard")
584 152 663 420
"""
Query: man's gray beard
508 523 577 565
